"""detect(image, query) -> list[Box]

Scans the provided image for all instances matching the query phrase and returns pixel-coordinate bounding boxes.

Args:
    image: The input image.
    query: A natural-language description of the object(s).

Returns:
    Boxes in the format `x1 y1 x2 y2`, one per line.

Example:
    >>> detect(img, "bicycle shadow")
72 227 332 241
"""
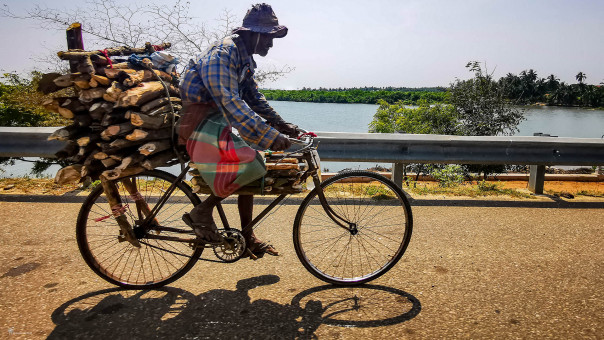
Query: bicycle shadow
48 275 421 339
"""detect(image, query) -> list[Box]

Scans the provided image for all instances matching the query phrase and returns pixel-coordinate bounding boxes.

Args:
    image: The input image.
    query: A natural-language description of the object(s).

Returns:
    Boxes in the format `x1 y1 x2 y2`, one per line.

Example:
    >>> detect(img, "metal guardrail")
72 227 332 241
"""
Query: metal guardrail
1 127 603 193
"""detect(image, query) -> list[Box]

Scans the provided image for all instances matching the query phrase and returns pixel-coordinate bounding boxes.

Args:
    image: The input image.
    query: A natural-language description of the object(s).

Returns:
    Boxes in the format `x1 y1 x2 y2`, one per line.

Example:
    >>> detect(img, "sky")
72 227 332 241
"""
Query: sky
1 0 603 89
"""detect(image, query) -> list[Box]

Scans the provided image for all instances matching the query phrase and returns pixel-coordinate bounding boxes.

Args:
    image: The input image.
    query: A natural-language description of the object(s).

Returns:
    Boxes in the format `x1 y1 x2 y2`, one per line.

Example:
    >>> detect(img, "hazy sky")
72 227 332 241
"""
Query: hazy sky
1 0 603 89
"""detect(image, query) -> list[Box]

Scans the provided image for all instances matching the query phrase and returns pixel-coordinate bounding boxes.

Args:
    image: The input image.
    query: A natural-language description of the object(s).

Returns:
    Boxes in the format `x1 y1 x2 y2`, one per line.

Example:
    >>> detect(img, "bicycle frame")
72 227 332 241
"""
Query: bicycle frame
127 141 356 247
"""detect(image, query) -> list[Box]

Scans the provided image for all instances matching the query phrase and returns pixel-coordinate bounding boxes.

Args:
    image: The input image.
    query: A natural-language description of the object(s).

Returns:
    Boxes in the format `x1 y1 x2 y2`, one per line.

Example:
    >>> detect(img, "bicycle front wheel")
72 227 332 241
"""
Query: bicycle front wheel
293 171 413 285
76 170 202 289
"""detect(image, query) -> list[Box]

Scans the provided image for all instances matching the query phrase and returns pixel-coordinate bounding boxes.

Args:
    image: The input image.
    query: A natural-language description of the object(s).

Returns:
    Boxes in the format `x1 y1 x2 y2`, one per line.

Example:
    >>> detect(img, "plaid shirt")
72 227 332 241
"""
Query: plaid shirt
180 35 282 149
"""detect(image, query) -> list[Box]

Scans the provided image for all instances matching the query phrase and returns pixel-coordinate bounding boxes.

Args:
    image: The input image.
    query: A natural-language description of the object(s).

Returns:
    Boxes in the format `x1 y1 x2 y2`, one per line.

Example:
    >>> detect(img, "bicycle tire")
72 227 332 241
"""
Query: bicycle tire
76 169 203 289
293 170 413 285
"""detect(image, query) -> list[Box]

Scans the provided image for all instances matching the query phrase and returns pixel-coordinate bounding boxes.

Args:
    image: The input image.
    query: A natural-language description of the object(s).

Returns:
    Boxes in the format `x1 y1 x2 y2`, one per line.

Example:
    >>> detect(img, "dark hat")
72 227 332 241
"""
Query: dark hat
232 3 288 38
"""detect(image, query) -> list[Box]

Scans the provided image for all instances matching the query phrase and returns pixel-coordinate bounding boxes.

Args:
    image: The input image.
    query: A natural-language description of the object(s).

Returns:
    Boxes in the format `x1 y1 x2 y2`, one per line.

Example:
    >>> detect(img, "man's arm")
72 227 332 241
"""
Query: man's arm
241 77 282 123
198 45 280 150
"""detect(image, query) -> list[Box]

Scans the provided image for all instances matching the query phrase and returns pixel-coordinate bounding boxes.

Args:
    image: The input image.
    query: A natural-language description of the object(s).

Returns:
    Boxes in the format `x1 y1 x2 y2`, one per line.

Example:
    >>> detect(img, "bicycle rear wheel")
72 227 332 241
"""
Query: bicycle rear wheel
293 170 412 285
76 170 202 289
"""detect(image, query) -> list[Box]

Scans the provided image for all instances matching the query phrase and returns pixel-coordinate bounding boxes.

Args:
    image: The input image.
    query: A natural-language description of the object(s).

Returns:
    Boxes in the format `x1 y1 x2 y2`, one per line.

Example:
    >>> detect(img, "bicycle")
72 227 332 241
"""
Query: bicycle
76 131 413 289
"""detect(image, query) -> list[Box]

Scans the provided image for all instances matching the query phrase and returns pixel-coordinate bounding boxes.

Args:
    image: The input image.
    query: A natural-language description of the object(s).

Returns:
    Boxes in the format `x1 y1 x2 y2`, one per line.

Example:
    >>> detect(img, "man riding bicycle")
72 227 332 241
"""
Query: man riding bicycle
179 3 298 258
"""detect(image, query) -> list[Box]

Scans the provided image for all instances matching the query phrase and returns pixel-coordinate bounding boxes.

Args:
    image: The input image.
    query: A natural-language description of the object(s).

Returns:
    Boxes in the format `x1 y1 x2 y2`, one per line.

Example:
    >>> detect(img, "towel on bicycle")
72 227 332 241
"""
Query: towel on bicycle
184 103 266 198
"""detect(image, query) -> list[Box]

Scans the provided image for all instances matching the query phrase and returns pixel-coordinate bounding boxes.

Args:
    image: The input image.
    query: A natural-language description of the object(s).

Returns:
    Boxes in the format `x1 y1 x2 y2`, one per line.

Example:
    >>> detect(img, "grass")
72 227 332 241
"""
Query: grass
405 180 535 199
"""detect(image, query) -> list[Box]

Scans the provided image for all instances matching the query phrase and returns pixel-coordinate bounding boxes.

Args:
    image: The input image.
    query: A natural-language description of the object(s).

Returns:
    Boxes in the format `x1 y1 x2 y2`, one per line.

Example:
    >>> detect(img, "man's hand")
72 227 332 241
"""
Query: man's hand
270 134 291 151
272 121 300 138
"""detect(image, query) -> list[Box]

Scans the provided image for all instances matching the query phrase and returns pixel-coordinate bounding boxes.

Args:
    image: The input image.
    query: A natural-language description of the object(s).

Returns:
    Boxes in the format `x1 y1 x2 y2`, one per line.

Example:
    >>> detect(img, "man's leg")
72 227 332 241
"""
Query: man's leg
185 194 224 242
238 194 279 256
238 194 254 241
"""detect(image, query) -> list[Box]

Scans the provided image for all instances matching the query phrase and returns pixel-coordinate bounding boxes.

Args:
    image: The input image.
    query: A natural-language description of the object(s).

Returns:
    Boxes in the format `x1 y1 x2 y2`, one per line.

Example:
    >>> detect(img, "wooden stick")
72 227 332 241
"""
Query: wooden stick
102 81 124 102
55 140 79 159
120 177 158 224
58 42 172 60
99 174 141 247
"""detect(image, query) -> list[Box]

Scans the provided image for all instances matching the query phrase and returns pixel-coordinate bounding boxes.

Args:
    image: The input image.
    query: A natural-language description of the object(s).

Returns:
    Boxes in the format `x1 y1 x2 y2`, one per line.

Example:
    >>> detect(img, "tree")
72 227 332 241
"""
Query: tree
448 62 525 178
369 99 458 134
576 72 587 84
1 0 292 84
449 61 524 136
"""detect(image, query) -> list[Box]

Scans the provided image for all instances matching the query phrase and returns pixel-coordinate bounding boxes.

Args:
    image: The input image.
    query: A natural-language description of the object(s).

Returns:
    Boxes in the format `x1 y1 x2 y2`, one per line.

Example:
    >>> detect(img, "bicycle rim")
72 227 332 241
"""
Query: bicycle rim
294 171 413 285
76 170 202 288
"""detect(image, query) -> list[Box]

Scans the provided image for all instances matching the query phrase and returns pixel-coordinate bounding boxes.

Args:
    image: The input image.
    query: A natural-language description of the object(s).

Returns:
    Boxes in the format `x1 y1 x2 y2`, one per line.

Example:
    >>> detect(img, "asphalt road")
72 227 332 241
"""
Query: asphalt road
0 195 602 339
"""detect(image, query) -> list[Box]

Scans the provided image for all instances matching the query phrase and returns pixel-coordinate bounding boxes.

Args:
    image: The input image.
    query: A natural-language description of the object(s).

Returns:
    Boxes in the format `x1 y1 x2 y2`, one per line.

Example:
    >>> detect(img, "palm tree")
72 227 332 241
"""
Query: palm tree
576 72 587 84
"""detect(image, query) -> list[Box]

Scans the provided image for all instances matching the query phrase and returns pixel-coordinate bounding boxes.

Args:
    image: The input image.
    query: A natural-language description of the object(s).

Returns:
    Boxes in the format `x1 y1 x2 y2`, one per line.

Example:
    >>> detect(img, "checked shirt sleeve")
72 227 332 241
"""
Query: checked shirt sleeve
199 46 280 150
241 77 284 124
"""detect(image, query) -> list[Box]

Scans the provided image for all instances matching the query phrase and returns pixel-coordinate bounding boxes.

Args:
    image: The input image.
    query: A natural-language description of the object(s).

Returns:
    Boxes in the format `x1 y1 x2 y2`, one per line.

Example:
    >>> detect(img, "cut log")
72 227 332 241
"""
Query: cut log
123 69 172 87
61 98 88 113
91 74 111 86
93 151 109 160
138 139 172 156
55 140 79 159
105 68 138 79
42 99 60 113
53 74 73 87
74 113 93 127
141 150 177 170
126 128 172 141
57 107 74 119
77 134 100 147
141 96 181 113
79 87 106 102
111 153 146 175
101 122 135 140
130 112 168 129
100 138 144 153
125 129 148 141
265 163 300 170
116 81 178 107
101 165 145 182
73 74 91 89
101 110 128 127
89 101 114 120
103 81 124 102
47 124 86 141
55 164 84 185
100 157 118 168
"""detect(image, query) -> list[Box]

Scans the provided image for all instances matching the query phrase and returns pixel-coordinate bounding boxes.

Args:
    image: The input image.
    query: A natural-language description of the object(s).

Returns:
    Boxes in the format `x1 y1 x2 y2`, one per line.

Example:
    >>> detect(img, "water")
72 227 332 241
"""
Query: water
2 102 603 177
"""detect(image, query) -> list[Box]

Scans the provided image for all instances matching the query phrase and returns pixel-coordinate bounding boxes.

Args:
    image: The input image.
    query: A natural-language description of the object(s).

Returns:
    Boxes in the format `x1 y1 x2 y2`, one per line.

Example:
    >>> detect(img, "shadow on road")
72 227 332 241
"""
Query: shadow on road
48 275 420 339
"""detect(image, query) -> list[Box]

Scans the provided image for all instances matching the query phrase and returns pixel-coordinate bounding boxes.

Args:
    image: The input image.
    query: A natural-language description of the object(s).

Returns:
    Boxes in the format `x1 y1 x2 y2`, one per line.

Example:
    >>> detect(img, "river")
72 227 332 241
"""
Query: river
2 102 603 177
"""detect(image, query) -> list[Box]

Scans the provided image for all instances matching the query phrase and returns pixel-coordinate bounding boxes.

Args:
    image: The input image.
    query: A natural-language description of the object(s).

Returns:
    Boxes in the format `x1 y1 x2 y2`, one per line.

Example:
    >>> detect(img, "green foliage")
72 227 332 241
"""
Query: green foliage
449 62 525 136
369 99 458 134
261 87 448 105
429 165 465 187
0 72 66 127
499 69 604 107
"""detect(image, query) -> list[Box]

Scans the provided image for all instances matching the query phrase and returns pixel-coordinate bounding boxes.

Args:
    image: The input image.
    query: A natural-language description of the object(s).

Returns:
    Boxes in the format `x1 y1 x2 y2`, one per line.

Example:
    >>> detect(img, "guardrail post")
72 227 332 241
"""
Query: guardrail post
528 133 552 194
392 162 404 188
528 165 546 194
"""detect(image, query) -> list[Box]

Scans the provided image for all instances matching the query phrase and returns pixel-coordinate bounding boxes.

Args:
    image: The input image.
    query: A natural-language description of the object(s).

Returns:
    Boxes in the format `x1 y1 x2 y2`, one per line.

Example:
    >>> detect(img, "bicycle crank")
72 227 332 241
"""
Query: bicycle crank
212 229 247 263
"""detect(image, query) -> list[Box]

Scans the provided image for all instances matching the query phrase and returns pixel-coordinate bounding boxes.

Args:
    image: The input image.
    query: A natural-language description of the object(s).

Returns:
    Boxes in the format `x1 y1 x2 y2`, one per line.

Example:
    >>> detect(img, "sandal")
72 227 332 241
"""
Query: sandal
245 240 279 260
182 213 224 244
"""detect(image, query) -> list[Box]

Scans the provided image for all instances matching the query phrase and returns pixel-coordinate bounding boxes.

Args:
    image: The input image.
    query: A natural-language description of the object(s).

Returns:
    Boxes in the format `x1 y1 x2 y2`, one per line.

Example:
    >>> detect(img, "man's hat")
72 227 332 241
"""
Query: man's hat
232 3 288 38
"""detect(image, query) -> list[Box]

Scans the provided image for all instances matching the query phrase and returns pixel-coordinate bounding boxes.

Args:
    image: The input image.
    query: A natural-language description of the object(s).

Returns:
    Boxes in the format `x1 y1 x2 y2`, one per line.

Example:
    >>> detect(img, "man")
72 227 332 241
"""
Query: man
179 3 297 257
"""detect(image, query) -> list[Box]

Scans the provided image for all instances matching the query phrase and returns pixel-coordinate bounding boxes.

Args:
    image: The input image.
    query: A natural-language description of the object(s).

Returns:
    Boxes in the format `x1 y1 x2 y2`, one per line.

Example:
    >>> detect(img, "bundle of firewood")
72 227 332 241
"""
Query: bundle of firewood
39 43 183 185
189 152 307 195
